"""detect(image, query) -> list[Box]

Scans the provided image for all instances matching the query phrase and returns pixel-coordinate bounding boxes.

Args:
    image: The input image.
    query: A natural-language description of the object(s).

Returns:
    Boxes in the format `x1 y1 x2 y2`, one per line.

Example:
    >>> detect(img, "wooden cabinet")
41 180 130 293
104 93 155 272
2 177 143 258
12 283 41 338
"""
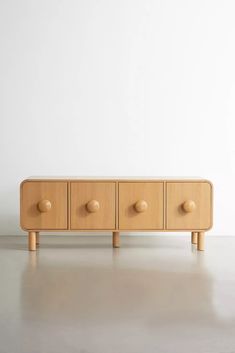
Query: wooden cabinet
70 182 116 230
20 177 213 252
118 182 164 230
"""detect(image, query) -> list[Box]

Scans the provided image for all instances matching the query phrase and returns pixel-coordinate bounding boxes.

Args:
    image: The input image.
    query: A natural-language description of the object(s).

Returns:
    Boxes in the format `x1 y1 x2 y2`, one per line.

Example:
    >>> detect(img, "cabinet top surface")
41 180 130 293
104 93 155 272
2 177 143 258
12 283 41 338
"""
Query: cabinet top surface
24 176 208 181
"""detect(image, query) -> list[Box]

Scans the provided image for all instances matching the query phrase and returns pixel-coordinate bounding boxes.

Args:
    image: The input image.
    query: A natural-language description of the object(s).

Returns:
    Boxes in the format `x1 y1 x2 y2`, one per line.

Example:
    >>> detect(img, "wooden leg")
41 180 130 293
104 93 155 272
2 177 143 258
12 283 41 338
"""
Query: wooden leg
28 231 36 251
113 232 120 248
36 232 40 246
191 232 198 245
197 232 205 251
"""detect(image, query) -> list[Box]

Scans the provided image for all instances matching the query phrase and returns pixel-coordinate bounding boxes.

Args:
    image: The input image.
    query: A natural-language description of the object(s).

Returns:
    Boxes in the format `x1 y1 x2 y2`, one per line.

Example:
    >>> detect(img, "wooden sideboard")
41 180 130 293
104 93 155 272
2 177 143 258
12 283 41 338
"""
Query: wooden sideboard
20 177 213 251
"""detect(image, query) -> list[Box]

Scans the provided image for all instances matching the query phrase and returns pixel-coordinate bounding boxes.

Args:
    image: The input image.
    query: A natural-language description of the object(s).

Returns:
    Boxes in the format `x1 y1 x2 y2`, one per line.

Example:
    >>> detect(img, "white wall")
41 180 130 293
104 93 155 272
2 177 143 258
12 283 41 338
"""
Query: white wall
0 0 235 236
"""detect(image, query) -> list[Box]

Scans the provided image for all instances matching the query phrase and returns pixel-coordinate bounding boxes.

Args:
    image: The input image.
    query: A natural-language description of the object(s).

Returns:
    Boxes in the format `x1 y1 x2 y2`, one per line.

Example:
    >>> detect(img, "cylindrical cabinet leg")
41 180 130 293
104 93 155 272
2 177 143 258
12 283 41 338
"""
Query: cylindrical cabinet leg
191 232 198 245
28 232 36 251
113 232 120 248
197 232 205 251
36 232 40 246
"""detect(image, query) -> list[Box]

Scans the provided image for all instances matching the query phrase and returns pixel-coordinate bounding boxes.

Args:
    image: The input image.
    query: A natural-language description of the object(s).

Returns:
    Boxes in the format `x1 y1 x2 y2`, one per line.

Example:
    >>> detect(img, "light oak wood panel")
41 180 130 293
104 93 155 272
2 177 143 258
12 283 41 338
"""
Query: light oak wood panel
70 182 116 230
166 182 212 230
118 182 164 230
21 182 68 230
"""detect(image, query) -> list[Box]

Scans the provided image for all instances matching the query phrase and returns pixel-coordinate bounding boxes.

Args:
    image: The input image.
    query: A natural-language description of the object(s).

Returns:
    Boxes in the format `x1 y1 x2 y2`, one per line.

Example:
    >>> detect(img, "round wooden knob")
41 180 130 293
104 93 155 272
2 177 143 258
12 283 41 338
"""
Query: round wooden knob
182 200 196 213
134 200 148 213
86 200 100 213
37 200 52 213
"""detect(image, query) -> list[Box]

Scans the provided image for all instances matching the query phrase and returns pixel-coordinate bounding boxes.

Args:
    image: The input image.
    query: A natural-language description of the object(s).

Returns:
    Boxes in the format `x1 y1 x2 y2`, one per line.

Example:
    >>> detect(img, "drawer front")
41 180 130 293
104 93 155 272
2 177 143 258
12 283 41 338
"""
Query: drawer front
70 182 116 229
166 182 212 230
21 181 68 230
118 182 164 230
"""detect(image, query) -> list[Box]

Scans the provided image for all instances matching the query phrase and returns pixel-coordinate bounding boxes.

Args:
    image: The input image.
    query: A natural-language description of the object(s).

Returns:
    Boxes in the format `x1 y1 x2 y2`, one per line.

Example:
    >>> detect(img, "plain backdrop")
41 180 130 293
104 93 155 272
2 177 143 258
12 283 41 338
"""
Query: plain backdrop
1 0 235 236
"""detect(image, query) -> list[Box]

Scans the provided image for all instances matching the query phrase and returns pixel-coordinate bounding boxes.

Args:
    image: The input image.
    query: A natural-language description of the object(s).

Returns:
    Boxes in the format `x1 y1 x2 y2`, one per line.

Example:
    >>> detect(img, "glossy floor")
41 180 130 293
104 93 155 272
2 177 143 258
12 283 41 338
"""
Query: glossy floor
0 235 234 353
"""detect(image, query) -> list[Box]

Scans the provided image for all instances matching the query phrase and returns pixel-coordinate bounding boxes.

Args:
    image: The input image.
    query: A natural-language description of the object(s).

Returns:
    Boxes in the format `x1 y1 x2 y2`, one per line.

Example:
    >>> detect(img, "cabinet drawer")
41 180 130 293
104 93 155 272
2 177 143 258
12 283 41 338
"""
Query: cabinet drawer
21 181 68 230
166 182 212 230
118 182 164 230
70 182 116 229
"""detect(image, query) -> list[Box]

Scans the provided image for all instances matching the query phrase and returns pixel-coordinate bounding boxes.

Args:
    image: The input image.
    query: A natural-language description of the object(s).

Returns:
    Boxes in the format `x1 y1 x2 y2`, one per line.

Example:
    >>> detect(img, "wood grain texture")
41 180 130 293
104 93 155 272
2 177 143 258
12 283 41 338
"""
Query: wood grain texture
21 182 68 230
166 182 212 230
70 182 116 230
118 182 164 230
